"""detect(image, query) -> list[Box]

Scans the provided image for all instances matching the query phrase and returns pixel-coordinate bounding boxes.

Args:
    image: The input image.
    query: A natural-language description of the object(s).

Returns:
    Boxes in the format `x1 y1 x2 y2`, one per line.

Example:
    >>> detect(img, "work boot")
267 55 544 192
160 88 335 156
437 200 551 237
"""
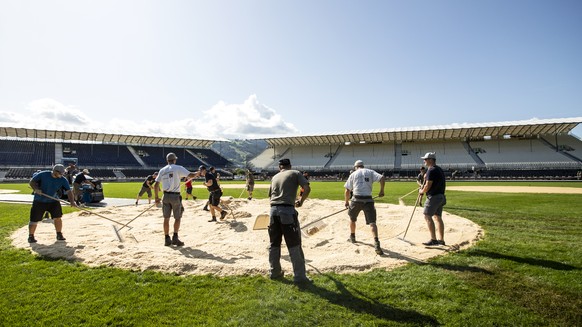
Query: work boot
288 245 309 284
269 271 285 280
374 241 384 255
164 235 172 246
220 210 228 220
56 232 66 241
348 234 356 243
172 234 184 246
437 240 446 246
208 217 217 222
203 205 209 211
28 235 37 243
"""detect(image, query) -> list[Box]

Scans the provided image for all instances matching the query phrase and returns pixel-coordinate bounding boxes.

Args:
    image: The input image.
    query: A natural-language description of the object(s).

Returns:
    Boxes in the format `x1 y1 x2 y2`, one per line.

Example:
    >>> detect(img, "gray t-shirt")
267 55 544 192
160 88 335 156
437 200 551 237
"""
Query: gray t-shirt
269 169 309 206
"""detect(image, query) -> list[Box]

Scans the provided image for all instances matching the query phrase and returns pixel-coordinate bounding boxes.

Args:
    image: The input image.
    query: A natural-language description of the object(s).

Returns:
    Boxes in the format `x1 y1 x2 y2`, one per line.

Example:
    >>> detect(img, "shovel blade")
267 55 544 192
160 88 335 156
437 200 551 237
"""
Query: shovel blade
252 214 270 230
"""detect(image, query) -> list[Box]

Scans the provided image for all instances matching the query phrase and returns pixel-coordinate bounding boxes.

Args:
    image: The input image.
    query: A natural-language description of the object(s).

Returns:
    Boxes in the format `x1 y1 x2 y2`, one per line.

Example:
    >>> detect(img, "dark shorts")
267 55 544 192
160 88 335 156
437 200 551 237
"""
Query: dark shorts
209 190 222 206
246 184 254 192
423 194 446 217
186 187 193 195
138 186 152 197
162 193 183 219
348 200 377 225
30 201 62 222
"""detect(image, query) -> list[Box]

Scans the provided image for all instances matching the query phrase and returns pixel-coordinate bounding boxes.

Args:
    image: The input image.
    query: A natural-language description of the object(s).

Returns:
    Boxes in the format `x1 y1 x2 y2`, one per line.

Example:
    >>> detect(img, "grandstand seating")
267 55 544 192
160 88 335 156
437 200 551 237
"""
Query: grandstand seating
470 137 578 169
250 146 289 169
331 143 395 170
0 140 55 166
1 132 580 181
401 141 476 169
62 143 138 167
132 146 206 169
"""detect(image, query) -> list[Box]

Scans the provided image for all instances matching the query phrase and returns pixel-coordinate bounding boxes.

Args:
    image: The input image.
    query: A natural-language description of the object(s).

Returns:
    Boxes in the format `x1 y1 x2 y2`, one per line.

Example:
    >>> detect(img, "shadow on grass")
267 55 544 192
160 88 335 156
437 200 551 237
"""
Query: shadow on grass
467 250 578 271
301 267 439 325
30 241 79 262
428 262 494 274
176 246 252 264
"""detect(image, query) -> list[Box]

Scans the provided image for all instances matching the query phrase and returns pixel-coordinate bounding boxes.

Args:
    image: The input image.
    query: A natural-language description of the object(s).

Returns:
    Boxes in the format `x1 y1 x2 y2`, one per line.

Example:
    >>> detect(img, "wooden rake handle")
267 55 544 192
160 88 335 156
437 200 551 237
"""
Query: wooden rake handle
38 192 126 226
117 203 157 232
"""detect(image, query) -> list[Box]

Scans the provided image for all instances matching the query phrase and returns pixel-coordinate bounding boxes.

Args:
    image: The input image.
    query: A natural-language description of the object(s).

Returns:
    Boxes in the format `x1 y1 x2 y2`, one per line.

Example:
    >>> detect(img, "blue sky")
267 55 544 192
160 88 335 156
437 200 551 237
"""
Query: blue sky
1 0 581 139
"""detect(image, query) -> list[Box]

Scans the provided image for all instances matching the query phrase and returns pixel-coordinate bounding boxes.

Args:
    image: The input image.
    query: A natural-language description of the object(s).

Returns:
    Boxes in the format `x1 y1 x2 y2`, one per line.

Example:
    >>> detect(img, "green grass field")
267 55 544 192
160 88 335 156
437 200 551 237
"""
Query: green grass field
0 181 580 326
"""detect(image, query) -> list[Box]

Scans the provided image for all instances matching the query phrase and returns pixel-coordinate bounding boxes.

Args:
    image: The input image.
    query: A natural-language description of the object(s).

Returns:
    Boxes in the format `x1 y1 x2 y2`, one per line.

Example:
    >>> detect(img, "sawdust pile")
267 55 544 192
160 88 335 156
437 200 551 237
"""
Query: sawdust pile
10 198 482 276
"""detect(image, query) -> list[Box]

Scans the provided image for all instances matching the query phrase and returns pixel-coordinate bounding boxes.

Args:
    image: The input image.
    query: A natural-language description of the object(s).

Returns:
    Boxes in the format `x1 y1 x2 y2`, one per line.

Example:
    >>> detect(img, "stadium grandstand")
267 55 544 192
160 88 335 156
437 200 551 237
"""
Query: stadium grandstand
0 128 233 182
250 117 582 180
1 117 581 182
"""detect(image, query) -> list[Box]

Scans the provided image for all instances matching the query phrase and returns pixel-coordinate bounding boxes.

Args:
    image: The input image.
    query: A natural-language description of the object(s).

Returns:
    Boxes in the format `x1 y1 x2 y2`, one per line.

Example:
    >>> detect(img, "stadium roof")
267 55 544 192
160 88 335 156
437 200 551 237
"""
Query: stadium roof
2 117 580 148
262 117 582 147
0 126 215 147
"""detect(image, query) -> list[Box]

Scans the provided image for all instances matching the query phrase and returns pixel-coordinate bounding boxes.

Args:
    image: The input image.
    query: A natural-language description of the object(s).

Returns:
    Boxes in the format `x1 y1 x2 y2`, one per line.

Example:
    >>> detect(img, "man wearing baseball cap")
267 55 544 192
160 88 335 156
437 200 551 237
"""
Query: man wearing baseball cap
154 153 201 246
419 152 447 246
27 164 78 243
268 158 311 284
344 159 386 255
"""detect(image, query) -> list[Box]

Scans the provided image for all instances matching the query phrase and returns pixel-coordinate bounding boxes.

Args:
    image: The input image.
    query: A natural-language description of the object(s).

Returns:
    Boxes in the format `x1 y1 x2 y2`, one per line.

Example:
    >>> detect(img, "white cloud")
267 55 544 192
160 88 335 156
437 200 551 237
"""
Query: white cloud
28 98 91 126
0 96 298 139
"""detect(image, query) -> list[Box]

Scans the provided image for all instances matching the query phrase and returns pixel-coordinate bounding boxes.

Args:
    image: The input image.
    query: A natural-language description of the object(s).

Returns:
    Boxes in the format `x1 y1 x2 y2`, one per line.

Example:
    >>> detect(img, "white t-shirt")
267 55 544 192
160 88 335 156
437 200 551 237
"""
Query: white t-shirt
344 168 383 196
155 164 191 192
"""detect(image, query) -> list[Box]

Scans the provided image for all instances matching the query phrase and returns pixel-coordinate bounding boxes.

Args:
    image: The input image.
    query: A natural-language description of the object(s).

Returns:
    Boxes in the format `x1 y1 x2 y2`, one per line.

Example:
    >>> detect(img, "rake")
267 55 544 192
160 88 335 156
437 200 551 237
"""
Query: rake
39 193 127 242
112 203 157 242
399 193 422 244
398 188 420 206
301 207 348 237
301 195 381 237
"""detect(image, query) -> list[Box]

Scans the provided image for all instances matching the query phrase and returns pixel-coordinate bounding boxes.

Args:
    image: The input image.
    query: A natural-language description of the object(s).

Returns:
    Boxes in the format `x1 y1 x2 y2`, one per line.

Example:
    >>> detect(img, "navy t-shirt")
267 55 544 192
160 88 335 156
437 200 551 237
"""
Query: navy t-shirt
205 172 220 192
425 165 446 195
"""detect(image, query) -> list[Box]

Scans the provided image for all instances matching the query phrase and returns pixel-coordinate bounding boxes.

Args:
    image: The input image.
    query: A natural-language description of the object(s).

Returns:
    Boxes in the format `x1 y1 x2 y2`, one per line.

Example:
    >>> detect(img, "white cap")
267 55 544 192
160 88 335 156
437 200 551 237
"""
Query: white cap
354 160 364 167
421 152 436 160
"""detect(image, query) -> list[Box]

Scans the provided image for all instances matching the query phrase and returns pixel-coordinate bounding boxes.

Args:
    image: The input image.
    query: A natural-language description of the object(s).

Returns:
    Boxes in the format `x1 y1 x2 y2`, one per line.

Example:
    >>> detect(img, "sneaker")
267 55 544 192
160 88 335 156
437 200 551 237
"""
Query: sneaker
248 197 252 200
192 196 197 200
220 211 228 220
208 217 217 222
422 239 440 246
172 235 184 246
348 235 356 243
437 240 446 246
203 207 209 211
28 235 37 243
135 201 138 206
164 235 172 246
374 242 384 255
56 233 66 241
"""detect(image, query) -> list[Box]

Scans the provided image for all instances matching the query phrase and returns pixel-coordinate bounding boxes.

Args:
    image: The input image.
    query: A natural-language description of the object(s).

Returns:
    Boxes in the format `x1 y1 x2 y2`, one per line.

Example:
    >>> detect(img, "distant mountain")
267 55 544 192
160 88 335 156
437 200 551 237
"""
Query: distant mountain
211 139 268 169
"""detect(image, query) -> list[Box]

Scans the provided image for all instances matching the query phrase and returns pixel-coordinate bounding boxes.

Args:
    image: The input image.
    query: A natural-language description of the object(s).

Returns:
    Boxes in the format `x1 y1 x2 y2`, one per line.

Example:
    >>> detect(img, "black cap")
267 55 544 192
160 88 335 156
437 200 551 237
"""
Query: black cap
278 158 291 166
199 165 207 171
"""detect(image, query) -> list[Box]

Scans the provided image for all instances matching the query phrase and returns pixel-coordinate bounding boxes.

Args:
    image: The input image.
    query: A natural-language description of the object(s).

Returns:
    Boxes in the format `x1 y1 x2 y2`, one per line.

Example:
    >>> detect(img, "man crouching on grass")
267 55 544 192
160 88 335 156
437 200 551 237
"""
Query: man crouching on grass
28 164 78 243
